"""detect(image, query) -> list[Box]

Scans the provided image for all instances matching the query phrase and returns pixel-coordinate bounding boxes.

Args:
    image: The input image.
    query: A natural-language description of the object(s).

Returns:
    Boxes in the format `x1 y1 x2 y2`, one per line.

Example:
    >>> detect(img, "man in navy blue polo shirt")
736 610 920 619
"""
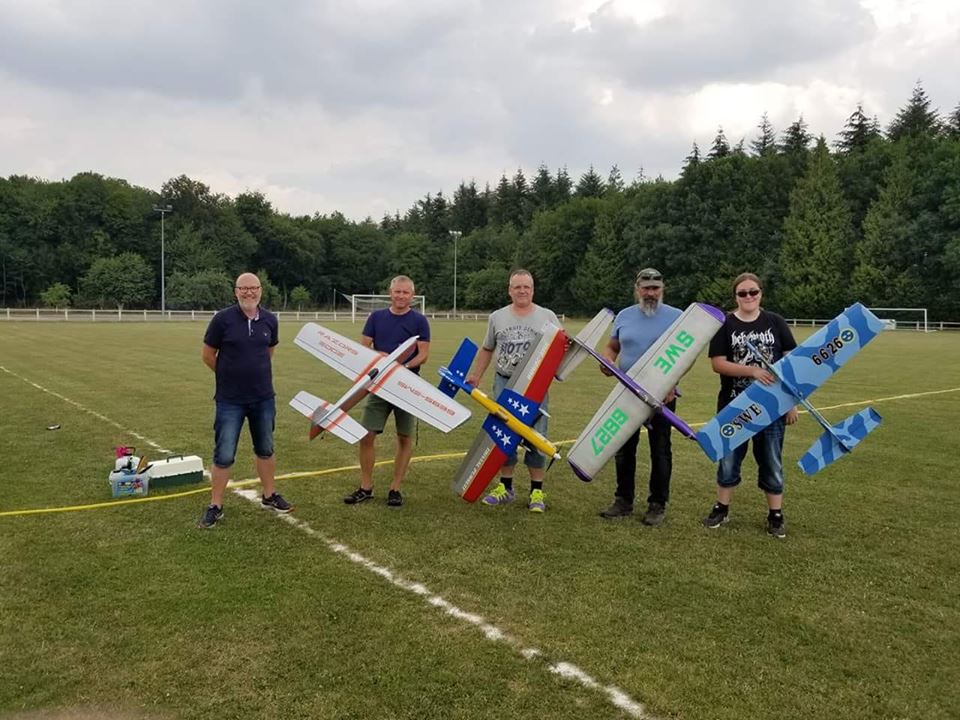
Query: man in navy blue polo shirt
197 272 292 528
342 275 429 508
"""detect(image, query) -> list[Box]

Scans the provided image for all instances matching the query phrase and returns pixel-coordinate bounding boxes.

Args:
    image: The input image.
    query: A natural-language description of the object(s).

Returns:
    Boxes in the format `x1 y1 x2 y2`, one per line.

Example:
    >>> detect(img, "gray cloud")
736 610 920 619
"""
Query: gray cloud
0 0 957 219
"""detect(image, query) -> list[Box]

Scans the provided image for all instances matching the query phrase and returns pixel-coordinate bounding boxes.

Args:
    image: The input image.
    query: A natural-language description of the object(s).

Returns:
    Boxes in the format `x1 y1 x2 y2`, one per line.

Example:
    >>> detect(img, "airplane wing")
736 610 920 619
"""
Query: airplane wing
293 323 381 380
696 303 884 462
567 303 725 481
369 367 472 433
290 391 368 444
451 323 569 501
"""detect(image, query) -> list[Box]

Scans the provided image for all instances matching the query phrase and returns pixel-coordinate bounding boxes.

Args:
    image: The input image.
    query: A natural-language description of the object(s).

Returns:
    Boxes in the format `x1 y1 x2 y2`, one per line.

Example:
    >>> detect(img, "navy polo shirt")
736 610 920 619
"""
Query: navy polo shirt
203 304 279 403
362 308 430 374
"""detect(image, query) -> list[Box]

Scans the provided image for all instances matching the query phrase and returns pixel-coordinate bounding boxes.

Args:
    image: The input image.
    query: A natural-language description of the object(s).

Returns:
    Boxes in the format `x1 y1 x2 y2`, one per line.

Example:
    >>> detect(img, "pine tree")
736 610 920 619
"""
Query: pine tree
555 167 573 202
532 164 554 209
852 152 917 305
779 137 856 316
837 104 881 153
946 103 960 139
750 113 777 156
682 142 701 172
708 127 730 159
605 165 624 196
887 82 942 141
575 165 605 198
780 115 812 155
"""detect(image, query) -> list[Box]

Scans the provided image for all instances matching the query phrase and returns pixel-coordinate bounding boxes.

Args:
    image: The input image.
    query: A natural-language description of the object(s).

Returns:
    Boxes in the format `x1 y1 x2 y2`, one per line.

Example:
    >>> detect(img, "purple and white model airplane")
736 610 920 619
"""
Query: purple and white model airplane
566 303 725 482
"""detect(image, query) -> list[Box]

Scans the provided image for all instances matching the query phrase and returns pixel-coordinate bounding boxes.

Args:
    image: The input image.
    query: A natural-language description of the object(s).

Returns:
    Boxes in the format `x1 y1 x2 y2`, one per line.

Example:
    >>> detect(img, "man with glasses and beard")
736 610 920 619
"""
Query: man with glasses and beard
197 272 292 528
599 268 682 526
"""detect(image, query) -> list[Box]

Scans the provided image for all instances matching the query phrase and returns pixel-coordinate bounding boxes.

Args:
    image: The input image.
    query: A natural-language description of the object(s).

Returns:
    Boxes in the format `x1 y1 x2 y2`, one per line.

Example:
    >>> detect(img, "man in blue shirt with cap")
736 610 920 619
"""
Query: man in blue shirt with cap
599 268 682 526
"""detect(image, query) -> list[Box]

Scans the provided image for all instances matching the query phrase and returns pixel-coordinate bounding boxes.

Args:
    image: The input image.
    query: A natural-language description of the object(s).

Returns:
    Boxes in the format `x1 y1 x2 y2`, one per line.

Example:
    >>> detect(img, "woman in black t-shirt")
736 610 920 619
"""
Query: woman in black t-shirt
702 273 798 538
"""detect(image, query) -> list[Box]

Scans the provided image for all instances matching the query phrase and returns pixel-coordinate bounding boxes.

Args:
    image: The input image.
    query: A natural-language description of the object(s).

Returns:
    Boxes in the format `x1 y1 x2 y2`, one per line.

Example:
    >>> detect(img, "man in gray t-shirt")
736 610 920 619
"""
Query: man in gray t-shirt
465 269 561 512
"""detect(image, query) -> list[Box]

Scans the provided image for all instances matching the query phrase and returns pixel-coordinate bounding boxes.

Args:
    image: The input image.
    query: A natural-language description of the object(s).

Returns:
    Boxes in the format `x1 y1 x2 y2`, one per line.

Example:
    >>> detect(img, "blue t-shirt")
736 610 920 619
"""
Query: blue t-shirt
362 308 430 374
612 303 683 371
203 304 279 403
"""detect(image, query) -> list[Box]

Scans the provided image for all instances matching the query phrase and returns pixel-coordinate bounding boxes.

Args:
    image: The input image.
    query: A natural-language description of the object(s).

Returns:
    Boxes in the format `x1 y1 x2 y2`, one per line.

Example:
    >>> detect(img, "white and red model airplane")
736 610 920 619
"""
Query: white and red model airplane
289 323 472 444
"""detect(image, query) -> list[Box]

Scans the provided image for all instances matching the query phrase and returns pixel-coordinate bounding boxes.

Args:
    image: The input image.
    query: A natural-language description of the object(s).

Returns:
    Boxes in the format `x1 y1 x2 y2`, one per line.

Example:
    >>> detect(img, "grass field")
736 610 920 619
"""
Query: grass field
1 319 958 720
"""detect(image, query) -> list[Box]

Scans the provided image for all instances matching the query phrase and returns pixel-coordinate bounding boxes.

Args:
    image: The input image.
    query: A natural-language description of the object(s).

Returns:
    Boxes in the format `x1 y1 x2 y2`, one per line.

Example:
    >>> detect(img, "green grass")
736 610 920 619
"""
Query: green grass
1 320 959 720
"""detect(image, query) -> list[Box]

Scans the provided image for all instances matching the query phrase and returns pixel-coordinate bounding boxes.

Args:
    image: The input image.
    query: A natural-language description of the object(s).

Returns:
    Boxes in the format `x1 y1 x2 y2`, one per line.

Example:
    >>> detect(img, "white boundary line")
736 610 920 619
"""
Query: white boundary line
1 365 174 455
234 488 658 719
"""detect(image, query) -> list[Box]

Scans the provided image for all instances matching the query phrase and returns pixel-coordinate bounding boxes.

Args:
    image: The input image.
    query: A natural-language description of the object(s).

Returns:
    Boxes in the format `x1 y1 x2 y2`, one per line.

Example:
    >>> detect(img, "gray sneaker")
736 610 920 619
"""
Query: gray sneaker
642 502 666 526
599 497 634 519
767 512 787 538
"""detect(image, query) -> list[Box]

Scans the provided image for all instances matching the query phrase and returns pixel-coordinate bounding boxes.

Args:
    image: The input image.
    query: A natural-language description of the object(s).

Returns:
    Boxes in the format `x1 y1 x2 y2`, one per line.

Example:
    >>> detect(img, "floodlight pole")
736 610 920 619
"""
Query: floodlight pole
449 230 462 317
153 203 173 316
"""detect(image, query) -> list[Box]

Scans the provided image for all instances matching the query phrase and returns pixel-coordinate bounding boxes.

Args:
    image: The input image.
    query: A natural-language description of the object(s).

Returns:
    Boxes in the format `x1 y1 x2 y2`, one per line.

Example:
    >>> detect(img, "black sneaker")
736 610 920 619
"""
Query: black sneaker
387 489 403 507
767 513 787 539
599 497 634 519
344 487 374 505
197 504 223 529
642 502 666 527
703 503 729 528
261 493 294 513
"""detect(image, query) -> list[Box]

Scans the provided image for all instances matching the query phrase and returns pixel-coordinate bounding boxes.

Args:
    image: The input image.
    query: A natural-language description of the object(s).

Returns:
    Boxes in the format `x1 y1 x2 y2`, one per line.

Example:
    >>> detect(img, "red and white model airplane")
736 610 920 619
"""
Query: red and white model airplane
289 323 472 443
438 310 614 502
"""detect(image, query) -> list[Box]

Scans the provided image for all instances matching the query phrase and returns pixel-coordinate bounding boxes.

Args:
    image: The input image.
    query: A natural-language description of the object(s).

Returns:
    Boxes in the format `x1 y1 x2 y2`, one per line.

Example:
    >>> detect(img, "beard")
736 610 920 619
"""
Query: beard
640 296 661 317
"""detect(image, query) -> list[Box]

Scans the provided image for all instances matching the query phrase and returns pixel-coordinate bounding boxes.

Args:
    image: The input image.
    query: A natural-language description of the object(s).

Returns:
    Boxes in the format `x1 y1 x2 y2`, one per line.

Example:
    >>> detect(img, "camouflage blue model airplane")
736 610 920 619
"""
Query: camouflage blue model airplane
696 303 885 475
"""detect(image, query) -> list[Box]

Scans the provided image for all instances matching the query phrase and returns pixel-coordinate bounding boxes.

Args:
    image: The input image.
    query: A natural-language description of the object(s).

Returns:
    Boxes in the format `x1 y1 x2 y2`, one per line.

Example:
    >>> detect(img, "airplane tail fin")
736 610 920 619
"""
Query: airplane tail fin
290 391 368 445
798 407 882 475
438 338 478 398
555 308 614 381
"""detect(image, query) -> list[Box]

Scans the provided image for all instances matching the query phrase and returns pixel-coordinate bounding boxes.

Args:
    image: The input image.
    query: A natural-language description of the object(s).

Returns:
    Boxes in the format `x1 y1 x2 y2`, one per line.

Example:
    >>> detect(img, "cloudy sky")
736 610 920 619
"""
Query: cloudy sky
1 0 958 220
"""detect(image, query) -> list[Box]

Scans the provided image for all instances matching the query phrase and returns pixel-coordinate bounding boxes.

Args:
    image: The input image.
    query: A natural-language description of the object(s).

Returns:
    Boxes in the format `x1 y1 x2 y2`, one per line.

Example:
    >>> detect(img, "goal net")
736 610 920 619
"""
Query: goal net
868 307 930 332
350 294 426 323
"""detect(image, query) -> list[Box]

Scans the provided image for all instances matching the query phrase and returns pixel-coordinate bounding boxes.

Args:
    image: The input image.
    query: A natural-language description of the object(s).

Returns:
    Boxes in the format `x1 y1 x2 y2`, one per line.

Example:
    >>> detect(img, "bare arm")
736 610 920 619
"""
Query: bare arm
600 337 620 376
360 335 374 349
202 344 218 372
466 347 494 387
405 340 430 370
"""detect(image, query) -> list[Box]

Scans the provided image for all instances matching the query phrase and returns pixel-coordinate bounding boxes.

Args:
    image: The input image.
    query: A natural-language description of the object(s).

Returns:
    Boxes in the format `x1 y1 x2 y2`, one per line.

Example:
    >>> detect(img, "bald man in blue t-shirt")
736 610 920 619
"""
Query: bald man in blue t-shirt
599 268 682 526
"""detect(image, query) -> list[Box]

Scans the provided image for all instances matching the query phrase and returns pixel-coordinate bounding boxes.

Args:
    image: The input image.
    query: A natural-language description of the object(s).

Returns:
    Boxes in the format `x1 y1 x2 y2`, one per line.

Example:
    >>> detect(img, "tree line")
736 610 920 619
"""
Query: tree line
2 83 959 320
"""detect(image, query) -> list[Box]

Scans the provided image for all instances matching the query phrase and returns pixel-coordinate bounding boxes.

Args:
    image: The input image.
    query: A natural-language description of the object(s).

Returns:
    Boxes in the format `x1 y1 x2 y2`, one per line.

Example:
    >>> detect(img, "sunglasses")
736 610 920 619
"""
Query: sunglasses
736 289 761 298
636 272 662 282
236 286 261 292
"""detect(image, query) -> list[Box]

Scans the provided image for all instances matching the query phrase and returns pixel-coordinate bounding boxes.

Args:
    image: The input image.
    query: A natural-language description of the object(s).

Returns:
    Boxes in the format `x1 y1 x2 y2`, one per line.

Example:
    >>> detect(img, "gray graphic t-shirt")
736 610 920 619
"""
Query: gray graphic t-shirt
483 304 562 377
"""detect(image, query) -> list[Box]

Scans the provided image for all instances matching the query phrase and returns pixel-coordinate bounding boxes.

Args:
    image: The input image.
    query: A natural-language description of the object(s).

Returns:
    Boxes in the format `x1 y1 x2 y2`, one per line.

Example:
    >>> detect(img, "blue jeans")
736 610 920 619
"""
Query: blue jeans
213 397 276 468
716 416 786 494
493 373 548 470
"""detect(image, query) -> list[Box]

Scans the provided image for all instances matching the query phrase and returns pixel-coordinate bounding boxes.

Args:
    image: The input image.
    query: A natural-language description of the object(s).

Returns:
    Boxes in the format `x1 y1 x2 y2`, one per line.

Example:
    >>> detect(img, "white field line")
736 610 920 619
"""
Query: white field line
234 488 658 720
1 365 174 455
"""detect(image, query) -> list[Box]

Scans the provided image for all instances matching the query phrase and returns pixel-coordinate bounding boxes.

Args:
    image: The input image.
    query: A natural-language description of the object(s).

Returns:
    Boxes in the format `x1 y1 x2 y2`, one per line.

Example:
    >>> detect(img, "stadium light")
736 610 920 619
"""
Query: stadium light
449 230 462 316
153 203 173 316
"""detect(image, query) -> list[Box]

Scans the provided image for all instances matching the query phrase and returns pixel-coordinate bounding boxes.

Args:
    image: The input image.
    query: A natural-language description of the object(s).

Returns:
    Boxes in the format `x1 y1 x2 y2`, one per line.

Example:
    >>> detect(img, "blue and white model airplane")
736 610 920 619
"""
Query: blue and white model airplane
696 303 885 475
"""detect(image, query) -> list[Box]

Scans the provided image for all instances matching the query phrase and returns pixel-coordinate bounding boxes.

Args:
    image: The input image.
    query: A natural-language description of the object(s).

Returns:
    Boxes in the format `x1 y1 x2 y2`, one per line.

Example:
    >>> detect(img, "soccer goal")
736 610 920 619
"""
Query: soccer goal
350 294 426 323
868 307 930 332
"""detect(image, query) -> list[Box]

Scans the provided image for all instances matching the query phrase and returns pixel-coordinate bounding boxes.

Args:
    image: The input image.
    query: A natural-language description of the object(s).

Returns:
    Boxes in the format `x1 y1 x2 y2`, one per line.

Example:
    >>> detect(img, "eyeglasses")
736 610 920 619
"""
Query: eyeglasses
236 286 261 292
636 272 662 282
736 289 761 298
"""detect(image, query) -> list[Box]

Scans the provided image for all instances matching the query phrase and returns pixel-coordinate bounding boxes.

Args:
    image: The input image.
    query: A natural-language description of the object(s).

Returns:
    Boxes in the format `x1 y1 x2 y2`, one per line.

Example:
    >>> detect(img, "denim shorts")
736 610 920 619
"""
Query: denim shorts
213 397 276 468
361 393 416 436
716 416 786 494
493 373 548 470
